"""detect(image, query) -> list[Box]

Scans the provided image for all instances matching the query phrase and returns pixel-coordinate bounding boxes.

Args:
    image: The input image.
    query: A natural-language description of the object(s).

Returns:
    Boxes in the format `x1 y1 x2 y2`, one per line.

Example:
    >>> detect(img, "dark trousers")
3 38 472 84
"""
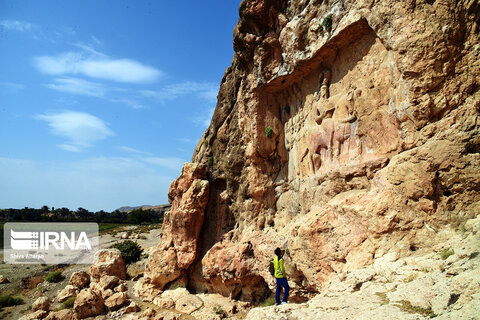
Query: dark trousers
275 277 289 303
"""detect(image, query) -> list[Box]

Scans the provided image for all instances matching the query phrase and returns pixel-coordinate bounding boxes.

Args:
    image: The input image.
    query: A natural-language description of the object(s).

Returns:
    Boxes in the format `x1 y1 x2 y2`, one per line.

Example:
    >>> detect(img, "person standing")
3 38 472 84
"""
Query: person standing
273 247 289 305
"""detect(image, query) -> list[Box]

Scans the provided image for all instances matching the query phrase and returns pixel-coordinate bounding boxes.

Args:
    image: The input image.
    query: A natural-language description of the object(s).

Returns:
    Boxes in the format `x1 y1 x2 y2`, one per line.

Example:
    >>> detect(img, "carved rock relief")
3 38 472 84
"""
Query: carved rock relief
283 31 402 178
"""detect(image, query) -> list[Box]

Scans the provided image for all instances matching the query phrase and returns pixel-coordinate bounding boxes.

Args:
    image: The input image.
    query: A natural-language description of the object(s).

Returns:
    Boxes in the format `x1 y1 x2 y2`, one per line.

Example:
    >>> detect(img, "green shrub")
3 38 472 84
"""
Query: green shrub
0 294 24 308
261 296 277 306
58 296 76 310
207 156 213 167
45 271 64 283
322 15 333 33
112 240 143 264
440 249 454 260
213 305 225 315
284 105 290 114
265 126 273 138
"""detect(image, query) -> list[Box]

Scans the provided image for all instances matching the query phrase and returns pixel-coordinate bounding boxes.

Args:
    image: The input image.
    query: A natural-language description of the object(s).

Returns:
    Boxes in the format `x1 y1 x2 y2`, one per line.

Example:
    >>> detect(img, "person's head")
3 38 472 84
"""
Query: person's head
274 247 282 257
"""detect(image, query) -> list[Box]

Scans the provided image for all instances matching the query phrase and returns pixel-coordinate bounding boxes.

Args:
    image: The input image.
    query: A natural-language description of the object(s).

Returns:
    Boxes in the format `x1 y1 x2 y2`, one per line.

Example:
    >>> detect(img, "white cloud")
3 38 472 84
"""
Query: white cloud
117 146 152 155
142 81 219 103
36 111 114 152
176 137 195 144
142 157 186 172
34 51 162 83
0 156 175 211
0 20 37 32
46 78 106 97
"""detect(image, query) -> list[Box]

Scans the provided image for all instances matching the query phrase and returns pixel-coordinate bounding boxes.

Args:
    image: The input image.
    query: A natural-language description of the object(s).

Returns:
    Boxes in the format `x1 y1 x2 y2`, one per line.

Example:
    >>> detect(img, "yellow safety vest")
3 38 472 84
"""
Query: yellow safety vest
273 256 286 278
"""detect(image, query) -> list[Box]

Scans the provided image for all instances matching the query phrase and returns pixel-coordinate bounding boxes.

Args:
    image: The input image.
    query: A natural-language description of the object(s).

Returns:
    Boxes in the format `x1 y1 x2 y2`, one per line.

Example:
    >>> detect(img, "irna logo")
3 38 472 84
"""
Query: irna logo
4 222 98 265
10 230 92 250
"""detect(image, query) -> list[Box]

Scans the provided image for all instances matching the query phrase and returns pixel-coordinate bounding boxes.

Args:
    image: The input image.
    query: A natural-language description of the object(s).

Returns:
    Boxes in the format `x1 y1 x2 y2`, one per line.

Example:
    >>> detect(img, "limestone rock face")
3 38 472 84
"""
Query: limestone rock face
89 249 126 281
139 163 209 295
144 0 480 308
73 288 104 319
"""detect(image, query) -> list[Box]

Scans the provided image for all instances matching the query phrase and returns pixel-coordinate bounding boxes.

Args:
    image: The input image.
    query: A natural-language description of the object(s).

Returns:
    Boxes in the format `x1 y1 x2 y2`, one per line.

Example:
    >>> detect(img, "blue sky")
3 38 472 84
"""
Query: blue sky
0 0 242 211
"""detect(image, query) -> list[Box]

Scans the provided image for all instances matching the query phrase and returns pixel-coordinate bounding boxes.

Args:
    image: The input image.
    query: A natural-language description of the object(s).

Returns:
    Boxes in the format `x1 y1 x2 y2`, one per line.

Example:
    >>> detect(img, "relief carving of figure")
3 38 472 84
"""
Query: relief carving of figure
302 82 360 175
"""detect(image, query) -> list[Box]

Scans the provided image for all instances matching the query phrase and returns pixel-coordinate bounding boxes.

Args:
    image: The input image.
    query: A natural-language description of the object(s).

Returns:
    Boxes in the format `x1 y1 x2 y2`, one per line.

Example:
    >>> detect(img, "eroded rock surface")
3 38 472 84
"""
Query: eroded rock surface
138 163 210 296
89 249 127 281
73 288 104 319
245 220 480 319
138 0 479 318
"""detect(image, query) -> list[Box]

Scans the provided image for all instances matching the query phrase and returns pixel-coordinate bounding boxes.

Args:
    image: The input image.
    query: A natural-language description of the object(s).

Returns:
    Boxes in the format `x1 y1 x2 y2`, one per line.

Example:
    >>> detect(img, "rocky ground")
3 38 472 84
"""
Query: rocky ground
0 225 252 320
0 225 162 320
246 217 480 320
1 217 478 320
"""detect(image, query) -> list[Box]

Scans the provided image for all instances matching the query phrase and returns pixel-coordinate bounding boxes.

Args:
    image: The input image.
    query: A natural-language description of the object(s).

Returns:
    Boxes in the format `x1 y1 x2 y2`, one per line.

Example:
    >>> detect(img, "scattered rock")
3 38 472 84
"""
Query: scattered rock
104 292 128 311
153 296 175 309
98 275 120 291
101 289 114 300
125 301 140 313
0 275 9 284
73 288 104 319
142 307 156 318
32 296 50 312
114 283 127 292
18 310 49 320
44 309 76 320
57 285 79 303
69 271 90 289
89 249 127 281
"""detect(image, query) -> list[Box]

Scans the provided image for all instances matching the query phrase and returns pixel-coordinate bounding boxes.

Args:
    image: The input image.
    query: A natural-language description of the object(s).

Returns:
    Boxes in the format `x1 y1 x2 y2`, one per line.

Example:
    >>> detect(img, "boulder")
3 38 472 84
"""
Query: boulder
32 296 50 312
0 275 9 284
89 249 126 281
69 271 90 288
125 301 139 313
114 283 127 292
98 275 120 291
57 285 79 303
19 310 48 320
44 309 77 320
153 296 175 309
101 289 114 300
175 294 204 314
142 307 156 318
104 292 128 310
73 288 104 319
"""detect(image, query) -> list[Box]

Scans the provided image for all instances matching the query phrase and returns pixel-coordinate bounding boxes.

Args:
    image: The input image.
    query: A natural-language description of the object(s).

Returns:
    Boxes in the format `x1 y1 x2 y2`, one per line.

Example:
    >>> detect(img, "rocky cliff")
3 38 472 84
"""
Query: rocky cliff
138 0 479 309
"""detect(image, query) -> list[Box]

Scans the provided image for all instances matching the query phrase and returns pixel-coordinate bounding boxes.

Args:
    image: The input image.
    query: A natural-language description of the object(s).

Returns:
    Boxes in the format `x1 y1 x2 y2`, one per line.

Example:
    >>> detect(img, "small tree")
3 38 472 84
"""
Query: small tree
322 15 333 33
112 240 143 264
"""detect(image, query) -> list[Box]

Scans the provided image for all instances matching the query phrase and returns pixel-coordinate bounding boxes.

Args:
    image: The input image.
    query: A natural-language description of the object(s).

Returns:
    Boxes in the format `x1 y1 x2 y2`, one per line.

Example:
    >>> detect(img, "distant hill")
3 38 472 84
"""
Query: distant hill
115 204 171 213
